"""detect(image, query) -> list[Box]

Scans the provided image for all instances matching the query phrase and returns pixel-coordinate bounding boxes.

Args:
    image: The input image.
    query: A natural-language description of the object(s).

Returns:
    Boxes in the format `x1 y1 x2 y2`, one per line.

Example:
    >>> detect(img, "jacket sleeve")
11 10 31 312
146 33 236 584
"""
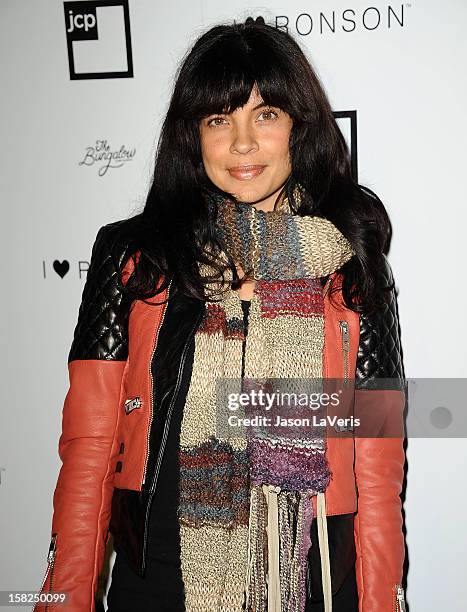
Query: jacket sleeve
34 224 132 612
353 255 407 611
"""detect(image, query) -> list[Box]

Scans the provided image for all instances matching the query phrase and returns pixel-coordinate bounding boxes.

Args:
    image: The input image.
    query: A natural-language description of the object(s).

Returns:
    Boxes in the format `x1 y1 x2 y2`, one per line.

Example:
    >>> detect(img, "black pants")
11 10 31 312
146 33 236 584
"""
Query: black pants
106 549 358 612
305 565 358 611
107 549 185 611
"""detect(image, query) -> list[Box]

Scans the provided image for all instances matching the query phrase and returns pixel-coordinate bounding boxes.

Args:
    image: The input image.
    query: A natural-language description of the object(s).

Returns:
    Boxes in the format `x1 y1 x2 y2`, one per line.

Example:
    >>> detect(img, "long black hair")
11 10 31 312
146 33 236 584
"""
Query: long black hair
121 19 393 314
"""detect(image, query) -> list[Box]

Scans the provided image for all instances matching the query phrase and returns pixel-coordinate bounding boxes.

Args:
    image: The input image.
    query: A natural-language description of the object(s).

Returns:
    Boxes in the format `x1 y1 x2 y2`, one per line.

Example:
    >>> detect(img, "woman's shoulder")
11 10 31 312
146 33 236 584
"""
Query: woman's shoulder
68 214 144 363
87 213 144 275
380 253 395 286
356 253 404 382
97 212 143 249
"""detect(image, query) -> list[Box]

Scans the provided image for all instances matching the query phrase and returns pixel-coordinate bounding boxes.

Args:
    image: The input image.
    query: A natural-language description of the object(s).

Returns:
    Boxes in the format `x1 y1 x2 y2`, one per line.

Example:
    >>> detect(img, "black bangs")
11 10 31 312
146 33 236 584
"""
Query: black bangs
175 25 303 121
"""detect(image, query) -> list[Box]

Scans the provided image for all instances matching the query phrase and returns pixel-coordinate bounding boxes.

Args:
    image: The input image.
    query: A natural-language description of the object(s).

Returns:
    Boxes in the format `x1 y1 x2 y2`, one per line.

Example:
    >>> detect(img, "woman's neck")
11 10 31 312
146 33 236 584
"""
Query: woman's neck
250 184 288 212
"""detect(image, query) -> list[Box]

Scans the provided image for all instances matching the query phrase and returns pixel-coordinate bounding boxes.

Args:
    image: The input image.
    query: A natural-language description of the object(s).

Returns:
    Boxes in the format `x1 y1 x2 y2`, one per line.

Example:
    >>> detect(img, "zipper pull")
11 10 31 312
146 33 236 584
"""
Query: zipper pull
339 320 350 351
47 533 57 564
124 396 142 414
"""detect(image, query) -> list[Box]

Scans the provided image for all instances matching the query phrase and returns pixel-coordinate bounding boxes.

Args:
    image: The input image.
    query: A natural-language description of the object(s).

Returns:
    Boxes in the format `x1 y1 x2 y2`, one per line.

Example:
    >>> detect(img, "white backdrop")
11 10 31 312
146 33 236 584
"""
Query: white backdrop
1 0 466 610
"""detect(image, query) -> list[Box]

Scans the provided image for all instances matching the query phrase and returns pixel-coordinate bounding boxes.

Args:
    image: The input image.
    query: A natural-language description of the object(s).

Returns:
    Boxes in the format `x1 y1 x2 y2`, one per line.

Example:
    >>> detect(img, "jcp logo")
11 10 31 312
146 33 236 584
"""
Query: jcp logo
66 9 96 33
63 1 133 79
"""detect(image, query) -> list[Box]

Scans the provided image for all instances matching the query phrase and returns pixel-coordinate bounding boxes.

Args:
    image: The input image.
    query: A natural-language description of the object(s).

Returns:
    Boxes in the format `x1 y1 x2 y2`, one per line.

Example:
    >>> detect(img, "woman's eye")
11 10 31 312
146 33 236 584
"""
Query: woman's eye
207 116 227 127
258 109 279 121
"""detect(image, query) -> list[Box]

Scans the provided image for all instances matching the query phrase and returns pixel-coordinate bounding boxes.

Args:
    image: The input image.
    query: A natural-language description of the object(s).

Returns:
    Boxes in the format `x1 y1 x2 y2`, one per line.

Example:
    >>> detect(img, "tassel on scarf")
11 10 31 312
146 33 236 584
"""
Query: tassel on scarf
245 485 268 611
245 486 318 612
317 492 332 612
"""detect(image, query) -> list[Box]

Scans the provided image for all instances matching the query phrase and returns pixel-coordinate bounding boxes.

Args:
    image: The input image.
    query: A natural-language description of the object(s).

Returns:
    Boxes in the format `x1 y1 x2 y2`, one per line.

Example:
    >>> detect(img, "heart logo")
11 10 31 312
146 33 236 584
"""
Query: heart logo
53 260 70 278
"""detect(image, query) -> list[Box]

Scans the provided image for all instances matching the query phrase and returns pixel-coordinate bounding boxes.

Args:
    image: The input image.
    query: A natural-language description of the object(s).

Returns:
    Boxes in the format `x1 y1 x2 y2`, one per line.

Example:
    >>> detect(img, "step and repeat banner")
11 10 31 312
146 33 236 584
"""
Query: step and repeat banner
1 1 466 610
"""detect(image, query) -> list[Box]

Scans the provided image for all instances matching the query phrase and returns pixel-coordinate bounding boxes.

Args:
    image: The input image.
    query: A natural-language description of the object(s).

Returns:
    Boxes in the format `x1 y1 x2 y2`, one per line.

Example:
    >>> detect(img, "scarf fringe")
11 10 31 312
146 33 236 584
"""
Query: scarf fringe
245 486 322 612
317 492 332 612
245 485 268 611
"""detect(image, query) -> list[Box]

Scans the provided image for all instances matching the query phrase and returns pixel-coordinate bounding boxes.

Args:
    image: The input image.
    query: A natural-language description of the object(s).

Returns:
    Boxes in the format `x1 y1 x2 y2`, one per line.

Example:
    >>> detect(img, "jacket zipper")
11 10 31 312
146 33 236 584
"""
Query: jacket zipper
124 397 142 414
334 319 351 433
34 533 57 612
141 280 172 486
141 303 205 573
393 583 406 611
339 320 350 382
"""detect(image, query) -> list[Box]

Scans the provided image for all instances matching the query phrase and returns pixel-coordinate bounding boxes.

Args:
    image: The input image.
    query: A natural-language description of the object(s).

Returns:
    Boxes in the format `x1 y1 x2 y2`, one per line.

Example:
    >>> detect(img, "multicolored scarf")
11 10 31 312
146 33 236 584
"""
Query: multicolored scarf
178 186 355 611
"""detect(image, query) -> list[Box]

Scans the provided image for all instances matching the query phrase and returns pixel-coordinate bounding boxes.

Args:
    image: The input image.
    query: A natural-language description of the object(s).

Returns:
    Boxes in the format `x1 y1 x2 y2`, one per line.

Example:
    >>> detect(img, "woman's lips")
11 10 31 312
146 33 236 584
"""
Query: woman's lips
228 165 266 180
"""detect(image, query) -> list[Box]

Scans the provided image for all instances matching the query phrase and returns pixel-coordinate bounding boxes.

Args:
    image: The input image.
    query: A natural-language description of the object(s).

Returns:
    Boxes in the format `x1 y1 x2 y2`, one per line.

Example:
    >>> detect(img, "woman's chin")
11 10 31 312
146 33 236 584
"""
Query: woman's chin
231 188 269 205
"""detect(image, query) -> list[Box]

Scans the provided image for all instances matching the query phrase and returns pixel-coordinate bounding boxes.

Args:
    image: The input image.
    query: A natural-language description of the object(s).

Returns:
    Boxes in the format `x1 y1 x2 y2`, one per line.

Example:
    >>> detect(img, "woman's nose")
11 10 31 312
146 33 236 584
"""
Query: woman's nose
229 125 259 155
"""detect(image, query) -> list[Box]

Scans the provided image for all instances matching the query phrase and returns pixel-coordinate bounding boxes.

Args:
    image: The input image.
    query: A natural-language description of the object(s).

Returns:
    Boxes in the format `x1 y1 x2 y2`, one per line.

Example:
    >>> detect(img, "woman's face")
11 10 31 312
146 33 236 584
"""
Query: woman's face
199 85 293 212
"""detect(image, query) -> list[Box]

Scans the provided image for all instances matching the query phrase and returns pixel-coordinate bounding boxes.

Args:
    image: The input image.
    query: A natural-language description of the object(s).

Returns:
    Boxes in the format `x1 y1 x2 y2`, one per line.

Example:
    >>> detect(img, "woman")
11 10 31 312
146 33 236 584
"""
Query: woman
34 19 406 612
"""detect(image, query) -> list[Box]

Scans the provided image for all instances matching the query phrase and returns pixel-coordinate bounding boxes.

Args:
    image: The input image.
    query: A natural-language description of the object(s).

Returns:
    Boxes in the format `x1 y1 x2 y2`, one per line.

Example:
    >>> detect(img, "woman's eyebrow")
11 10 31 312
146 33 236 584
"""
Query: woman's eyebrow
251 102 269 111
203 102 272 118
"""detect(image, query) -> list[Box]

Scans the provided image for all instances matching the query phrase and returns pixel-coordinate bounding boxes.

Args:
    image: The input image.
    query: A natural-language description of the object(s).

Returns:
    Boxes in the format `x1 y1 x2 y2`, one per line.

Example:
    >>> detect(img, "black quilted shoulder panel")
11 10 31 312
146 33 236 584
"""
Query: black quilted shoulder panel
355 255 405 385
67 217 138 363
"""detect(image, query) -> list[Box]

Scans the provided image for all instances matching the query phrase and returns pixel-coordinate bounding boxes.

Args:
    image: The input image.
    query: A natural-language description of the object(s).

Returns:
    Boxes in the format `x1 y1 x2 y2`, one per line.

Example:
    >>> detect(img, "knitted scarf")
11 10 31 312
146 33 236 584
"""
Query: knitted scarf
178 186 355 612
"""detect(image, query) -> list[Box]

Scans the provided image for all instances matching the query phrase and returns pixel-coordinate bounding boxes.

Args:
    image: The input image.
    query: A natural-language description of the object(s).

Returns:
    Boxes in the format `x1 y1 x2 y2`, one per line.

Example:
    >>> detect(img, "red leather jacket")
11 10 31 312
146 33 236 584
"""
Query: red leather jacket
34 217 407 611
